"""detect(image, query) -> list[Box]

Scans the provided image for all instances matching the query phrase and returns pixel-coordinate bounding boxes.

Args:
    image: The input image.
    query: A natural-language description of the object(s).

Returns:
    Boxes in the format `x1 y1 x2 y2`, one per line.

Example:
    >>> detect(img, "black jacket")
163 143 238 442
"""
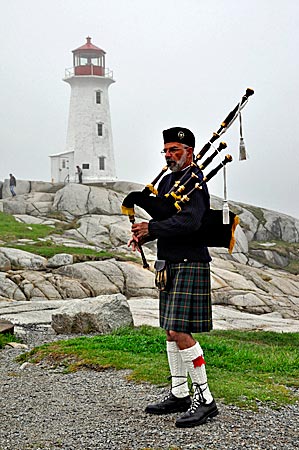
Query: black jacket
148 166 211 263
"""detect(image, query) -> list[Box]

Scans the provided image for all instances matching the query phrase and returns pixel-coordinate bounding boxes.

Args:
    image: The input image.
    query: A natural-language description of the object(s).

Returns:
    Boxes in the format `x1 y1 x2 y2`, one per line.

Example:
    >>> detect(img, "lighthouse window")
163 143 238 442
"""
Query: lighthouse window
99 156 105 171
82 163 89 169
96 91 101 104
97 123 103 136
62 160 66 169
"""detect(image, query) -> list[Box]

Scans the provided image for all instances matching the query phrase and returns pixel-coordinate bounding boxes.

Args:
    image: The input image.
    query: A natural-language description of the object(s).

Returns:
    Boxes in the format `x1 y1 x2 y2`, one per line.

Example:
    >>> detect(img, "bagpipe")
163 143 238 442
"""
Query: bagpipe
122 88 254 268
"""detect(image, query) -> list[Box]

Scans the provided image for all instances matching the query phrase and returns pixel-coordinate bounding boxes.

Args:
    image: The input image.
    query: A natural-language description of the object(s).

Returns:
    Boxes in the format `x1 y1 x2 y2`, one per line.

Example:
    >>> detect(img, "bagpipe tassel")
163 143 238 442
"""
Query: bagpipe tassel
228 214 240 254
222 201 230 225
239 137 247 161
222 165 230 225
239 112 248 161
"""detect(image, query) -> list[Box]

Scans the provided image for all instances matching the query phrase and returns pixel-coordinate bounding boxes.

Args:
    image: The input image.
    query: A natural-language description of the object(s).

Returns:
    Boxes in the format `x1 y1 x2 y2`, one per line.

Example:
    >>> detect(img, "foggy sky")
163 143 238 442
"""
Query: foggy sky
1 0 299 218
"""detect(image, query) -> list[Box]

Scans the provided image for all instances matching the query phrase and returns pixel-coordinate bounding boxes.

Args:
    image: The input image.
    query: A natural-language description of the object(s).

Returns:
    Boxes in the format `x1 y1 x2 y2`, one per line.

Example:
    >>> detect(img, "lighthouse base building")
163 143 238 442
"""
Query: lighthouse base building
50 37 117 184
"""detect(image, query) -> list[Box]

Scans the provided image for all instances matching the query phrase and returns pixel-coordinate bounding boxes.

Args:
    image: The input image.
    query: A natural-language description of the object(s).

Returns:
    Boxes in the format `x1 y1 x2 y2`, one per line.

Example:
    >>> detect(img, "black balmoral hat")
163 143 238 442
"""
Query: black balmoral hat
163 127 195 148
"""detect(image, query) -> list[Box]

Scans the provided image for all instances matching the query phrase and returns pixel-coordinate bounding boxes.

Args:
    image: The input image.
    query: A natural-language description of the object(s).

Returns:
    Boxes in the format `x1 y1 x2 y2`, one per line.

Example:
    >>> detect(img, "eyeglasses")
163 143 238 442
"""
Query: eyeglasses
160 146 187 155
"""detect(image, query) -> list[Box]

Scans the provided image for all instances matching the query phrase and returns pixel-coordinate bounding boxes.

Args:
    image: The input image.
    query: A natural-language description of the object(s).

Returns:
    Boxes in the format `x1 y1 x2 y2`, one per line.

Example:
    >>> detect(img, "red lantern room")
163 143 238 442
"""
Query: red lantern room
72 36 106 76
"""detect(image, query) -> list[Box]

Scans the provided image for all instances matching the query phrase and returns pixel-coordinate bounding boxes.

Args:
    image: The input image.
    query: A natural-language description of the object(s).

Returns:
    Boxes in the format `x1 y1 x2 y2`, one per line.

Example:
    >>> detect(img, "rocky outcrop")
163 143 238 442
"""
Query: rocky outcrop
1 298 299 334
210 259 299 319
53 184 124 219
1 179 64 199
51 293 133 334
0 318 14 335
230 201 299 244
0 246 298 321
0 258 156 301
0 272 27 301
0 180 298 332
64 214 132 248
55 259 157 298
0 193 55 216
1 180 298 245
0 247 47 271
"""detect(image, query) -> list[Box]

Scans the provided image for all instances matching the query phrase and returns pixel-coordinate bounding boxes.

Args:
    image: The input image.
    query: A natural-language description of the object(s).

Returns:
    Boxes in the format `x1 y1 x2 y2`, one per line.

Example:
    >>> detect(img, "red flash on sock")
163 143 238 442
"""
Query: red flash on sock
193 355 206 368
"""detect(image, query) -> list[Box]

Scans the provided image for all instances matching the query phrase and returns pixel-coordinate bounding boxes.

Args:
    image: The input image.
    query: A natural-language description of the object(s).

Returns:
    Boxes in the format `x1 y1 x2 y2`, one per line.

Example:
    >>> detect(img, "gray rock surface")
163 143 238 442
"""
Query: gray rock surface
210 260 299 319
0 247 47 271
1 297 299 334
51 293 133 334
0 318 14 334
47 253 74 268
0 273 26 301
54 259 157 298
0 179 299 333
2 179 31 198
52 183 123 219
1 179 63 198
255 209 299 242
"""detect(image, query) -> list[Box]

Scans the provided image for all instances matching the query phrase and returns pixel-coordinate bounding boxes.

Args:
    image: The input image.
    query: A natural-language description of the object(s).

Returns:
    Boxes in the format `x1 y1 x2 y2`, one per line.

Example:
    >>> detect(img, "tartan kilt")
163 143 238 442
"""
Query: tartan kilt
159 262 212 333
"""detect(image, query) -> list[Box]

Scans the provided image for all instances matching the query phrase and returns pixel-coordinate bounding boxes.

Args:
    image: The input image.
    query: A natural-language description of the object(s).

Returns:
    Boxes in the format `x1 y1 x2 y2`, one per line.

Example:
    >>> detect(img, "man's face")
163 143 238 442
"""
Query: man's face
162 142 193 172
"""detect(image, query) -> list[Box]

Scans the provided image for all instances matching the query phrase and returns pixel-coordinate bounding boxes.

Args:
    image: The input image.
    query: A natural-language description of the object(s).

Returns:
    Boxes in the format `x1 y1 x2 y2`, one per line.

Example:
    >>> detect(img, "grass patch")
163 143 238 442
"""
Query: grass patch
285 259 299 275
7 242 115 259
249 239 299 274
238 204 266 225
0 210 77 242
249 239 299 254
0 211 140 263
51 218 80 234
45 211 68 221
0 333 20 349
0 211 54 243
18 326 299 410
7 243 140 263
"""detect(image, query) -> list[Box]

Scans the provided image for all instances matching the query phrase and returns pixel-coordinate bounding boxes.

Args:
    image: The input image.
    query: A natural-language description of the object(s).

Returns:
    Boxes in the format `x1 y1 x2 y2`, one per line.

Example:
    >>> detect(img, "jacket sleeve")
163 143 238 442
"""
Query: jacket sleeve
148 188 208 238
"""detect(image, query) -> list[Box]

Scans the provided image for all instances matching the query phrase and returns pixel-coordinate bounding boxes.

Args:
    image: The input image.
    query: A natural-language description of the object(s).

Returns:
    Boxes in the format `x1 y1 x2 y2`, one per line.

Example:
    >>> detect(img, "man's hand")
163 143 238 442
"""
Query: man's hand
131 221 149 240
128 234 139 252
127 222 150 252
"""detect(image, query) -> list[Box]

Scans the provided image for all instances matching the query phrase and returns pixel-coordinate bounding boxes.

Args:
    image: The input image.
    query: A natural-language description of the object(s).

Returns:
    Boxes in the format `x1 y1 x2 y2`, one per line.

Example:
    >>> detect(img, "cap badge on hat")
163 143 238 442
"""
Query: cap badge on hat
178 131 185 140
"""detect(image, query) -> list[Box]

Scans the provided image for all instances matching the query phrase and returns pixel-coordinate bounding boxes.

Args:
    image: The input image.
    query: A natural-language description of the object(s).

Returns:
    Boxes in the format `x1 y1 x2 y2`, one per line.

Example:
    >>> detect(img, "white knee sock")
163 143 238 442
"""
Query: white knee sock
167 341 189 398
179 342 213 404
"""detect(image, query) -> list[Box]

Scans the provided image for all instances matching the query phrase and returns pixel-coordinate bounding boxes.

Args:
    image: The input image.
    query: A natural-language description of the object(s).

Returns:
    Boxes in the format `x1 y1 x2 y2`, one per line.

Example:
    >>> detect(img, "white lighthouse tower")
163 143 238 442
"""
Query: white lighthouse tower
50 37 117 183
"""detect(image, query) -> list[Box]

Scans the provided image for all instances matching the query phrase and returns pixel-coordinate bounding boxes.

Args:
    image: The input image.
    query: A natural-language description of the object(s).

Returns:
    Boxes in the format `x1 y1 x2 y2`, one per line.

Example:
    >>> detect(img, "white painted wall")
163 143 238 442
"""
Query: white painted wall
50 151 74 183
63 75 117 182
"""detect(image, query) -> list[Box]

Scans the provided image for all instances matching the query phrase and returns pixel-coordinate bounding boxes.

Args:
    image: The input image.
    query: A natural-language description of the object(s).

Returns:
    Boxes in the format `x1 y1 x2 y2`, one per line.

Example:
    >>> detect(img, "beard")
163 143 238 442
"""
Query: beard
166 152 187 172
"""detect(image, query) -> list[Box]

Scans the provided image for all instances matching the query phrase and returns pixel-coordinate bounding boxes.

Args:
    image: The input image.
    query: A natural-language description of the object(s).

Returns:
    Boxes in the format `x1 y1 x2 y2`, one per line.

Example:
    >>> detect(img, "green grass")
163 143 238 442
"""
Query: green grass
249 239 299 274
17 326 299 410
6 242 139 262
7 243 116 259
0 211 54 242
0 211 139 262
249 239 299 254
238 203 266 225
0 333 20 349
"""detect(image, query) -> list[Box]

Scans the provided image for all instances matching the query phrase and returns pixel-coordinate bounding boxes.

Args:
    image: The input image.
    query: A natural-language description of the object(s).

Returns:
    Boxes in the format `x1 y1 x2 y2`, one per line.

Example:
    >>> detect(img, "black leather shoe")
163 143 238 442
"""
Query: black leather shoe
175 399 218 427
145 392 191 415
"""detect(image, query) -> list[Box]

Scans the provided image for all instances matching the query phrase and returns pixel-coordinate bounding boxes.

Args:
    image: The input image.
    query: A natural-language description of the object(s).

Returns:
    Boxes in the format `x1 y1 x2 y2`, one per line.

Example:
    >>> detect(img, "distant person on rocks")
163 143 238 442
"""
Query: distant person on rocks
76 165 83 184
9 174 16 197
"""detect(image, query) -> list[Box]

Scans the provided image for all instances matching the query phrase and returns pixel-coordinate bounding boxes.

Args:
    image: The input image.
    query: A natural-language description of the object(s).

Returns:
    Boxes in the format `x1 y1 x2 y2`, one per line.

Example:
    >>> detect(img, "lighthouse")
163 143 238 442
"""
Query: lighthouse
50 37 117 183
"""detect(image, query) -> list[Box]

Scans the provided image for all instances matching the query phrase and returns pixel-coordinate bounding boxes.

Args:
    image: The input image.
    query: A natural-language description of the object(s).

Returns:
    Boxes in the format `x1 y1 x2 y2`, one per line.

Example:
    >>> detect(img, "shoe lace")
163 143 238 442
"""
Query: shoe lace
168 375 188 390
162 376 188 402
189 383 207 413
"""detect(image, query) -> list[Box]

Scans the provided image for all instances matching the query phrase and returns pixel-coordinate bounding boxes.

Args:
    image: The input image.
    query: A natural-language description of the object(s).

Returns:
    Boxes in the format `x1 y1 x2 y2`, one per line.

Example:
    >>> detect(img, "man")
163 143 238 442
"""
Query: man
9 174 16 197
76 165 83 184
130 127 218 428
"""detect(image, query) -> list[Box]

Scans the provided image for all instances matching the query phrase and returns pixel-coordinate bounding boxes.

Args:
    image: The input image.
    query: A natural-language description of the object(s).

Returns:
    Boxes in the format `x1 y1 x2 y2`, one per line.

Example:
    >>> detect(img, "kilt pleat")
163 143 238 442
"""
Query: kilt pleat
159 262 212 333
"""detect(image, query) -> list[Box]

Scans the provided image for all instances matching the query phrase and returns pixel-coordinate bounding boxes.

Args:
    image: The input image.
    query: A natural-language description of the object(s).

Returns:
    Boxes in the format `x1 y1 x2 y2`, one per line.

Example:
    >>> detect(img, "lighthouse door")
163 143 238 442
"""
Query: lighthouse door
59 158 70 183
